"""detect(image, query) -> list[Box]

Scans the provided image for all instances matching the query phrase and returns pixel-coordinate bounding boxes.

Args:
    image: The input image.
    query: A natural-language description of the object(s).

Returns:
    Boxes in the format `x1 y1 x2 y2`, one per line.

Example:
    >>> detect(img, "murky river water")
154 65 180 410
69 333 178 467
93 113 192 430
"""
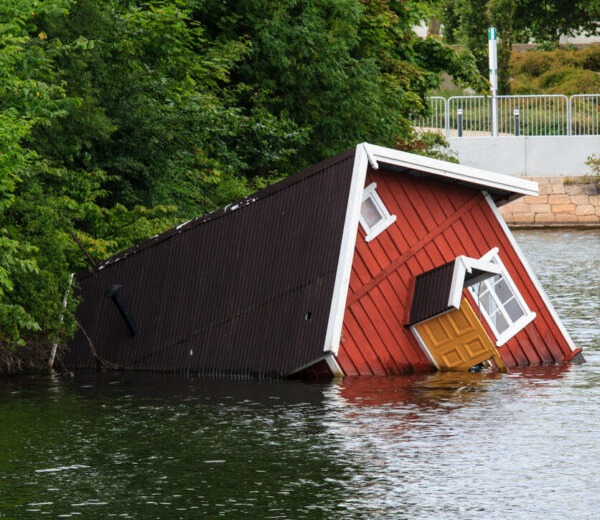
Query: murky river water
1 229 598 519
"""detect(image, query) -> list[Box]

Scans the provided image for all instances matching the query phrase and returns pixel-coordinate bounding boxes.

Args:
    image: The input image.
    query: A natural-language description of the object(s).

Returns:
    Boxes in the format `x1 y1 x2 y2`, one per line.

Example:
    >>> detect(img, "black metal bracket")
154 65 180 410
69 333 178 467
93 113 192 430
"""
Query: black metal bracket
105 284 139 337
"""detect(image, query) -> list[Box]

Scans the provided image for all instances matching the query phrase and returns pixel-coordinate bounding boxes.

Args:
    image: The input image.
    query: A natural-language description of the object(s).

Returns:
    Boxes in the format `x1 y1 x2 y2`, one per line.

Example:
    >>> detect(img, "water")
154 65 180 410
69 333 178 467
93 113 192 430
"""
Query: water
0 229 598 519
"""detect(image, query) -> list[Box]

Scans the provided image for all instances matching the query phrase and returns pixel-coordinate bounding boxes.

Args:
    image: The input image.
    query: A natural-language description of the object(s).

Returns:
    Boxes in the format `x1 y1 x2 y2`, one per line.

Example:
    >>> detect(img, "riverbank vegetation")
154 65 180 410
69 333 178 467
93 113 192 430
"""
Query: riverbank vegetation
1 0 487 373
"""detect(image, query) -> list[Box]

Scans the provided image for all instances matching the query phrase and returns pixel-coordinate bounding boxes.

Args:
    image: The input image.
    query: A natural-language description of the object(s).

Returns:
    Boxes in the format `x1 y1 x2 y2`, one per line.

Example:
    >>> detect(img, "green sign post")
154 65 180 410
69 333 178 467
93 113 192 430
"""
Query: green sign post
488 27 498 136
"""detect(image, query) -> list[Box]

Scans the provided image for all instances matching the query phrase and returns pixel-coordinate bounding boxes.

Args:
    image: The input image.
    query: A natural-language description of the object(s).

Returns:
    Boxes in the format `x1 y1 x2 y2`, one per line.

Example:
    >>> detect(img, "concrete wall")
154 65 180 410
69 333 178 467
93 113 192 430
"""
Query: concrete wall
449 136 600 177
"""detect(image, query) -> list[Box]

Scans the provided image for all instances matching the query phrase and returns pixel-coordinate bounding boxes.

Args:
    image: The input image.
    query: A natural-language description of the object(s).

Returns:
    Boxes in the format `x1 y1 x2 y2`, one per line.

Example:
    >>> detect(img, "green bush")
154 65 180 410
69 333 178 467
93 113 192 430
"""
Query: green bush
546 69 600 95
509 76 538 95
510 51 558 77
579 45 600 72
586 154 600 176
509 46 600 94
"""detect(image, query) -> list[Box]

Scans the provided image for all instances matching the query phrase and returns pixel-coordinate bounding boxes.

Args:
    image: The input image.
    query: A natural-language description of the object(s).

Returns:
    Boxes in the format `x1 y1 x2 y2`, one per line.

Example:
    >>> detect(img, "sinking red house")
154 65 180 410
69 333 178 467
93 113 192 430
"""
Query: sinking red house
62 143 583 377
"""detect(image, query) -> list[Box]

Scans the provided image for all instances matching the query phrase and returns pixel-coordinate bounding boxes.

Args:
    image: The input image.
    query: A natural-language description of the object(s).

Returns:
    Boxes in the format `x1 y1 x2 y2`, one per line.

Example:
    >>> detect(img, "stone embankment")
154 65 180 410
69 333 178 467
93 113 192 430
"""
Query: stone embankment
500 175 600 227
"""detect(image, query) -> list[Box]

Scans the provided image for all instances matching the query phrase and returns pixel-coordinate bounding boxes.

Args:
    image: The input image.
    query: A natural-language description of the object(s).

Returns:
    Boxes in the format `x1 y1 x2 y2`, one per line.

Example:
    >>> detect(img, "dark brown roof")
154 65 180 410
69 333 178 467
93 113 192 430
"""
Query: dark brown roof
408 257 500 326
64 149 357 377
408 260 457 326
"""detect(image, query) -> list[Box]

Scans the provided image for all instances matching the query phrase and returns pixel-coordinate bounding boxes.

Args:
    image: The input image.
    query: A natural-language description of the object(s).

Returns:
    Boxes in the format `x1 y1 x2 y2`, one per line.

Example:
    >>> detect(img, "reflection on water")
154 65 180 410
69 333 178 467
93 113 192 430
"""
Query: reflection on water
0 230 598 519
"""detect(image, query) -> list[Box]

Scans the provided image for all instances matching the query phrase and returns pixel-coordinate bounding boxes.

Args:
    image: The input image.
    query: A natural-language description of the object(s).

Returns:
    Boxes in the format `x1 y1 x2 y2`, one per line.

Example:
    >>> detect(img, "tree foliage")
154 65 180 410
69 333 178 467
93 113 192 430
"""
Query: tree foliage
0 0 483 370
516 0 600 45
442 0 600 93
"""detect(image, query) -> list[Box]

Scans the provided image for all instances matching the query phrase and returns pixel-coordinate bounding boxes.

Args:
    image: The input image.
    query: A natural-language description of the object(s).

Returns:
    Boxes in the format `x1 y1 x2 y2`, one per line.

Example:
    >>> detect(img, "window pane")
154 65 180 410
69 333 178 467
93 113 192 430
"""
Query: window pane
361 197 383 228
472 282 489 298
495 278 513 304
489 275 502 288
505 299 524 321
494 312 509 334
479 291 496 315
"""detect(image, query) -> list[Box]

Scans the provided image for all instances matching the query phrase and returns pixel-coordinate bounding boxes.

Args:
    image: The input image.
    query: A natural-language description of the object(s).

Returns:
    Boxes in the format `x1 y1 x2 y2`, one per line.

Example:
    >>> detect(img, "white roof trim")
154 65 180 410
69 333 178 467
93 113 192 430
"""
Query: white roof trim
325 354 344 377
362 142 539 197
323 144 370 355
364 144 380 170
447 255 503 310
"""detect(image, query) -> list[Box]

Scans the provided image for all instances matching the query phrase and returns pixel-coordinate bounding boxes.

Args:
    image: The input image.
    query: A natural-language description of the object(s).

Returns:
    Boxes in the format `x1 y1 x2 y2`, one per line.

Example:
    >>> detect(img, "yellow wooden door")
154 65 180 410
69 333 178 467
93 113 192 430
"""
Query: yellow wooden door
414 298 506 371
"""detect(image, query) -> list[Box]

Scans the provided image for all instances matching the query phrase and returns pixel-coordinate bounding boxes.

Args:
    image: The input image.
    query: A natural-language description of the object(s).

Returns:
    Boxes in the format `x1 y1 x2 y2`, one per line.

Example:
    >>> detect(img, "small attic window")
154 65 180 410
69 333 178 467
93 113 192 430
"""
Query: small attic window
360 182 396 242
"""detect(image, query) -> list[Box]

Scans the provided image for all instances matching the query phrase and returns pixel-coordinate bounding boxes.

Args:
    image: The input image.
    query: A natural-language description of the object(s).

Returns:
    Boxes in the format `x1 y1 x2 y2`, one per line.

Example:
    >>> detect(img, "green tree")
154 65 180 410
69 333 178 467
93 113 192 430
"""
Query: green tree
33 0 281 216
443 0 600 93
198 0 483 166
0 0 484 371
0 0 181 368
519 0 600 45
0 0 72 365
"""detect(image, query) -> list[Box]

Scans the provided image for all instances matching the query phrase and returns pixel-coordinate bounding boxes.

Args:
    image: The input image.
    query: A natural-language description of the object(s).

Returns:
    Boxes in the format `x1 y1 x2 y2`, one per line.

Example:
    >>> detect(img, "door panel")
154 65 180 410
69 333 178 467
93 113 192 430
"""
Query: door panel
414 298 506 371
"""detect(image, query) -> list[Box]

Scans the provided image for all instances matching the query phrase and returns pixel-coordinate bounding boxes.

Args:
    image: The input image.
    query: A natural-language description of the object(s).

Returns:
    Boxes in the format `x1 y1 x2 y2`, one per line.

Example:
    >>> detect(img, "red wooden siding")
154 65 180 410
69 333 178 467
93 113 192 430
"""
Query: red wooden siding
338 167 575 375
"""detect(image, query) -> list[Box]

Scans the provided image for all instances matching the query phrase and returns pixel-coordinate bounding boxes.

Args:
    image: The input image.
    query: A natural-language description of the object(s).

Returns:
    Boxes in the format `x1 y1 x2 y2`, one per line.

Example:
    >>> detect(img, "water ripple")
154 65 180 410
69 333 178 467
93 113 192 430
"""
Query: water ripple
0 230 598 519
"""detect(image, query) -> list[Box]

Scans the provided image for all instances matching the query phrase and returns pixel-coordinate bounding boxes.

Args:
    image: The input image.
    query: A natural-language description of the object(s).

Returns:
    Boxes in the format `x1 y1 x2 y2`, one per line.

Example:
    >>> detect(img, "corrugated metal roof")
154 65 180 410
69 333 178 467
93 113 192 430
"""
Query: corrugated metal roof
64 150 357 377
408 260 456 326
407 256 502 326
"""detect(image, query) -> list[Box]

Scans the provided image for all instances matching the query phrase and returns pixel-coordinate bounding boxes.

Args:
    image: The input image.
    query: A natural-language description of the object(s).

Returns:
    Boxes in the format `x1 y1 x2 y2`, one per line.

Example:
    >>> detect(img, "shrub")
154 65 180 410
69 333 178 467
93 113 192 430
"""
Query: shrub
579 45 600 72
509 46 600 95
548 69 600 95
586 155 600 176
510 51 558 78
509 76 538 95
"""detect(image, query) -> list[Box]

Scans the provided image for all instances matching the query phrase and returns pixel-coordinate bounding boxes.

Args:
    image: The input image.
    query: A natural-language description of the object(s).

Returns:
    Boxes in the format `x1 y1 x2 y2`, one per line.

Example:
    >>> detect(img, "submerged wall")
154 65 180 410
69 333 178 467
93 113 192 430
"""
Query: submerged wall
500 176 600 227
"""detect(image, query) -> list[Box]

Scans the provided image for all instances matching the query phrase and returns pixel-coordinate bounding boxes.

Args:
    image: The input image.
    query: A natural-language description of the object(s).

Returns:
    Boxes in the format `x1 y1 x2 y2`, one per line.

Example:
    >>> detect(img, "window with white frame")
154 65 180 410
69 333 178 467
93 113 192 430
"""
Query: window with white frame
468 249 536 346
359 182 396 242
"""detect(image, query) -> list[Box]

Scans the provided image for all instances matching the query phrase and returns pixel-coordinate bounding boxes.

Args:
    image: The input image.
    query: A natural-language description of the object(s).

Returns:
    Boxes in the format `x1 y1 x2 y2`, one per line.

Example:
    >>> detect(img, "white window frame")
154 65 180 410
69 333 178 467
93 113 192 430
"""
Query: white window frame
468 248 536 347
359 182 396 242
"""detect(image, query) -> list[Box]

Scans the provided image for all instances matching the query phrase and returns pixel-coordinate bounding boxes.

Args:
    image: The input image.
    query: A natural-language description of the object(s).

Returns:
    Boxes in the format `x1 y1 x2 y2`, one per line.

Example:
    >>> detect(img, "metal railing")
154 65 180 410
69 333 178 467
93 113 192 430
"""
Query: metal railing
413 94 600 137
571 94 600 135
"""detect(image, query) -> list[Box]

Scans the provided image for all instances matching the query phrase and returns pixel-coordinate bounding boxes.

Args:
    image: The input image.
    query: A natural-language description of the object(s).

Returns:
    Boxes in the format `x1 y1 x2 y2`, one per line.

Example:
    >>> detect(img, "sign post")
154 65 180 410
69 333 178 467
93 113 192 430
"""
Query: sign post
488 27 498 137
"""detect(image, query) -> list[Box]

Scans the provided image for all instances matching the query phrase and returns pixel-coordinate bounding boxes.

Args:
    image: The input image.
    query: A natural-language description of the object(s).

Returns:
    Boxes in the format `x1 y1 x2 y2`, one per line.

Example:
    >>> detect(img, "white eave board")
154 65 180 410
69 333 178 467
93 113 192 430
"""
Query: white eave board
362 142 539 197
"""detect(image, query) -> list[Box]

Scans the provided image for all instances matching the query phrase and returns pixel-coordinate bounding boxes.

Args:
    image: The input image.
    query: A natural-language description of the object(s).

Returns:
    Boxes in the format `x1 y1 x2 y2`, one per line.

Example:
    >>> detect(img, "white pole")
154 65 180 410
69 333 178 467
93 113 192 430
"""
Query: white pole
488 27 498 137
49 272 74 370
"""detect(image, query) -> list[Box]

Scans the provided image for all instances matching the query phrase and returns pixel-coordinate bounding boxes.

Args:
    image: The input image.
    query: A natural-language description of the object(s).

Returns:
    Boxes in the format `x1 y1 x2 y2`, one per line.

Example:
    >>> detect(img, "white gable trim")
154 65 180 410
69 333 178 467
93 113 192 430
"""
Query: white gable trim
363 143 539 197
325 354 344 377
447 254 503 310
483 193 577 352
410 326 440 370
323 144 369 355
